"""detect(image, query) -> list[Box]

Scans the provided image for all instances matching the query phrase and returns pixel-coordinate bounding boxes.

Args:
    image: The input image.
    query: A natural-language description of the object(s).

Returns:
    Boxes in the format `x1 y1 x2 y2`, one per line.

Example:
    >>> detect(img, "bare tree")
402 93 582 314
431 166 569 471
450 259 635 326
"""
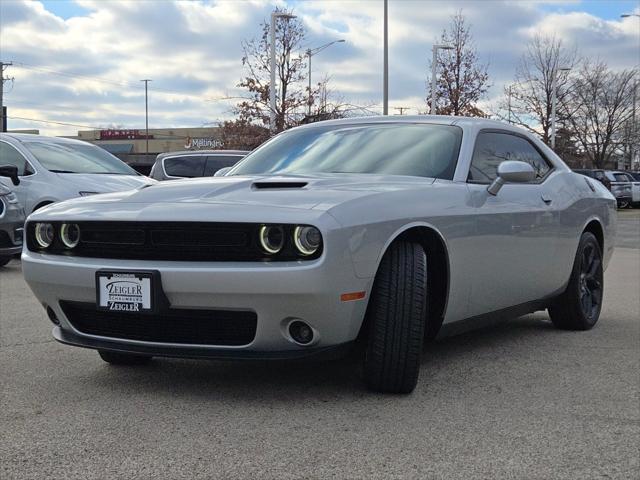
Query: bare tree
500 34 578 145
567 61 637 169
235 8 311 132
427 12 490 116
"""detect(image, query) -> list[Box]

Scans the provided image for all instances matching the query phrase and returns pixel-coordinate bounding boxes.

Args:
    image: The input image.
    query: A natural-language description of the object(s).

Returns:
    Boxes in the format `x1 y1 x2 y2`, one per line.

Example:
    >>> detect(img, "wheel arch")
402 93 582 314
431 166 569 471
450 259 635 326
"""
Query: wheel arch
358 222 450 341
582 217 604 253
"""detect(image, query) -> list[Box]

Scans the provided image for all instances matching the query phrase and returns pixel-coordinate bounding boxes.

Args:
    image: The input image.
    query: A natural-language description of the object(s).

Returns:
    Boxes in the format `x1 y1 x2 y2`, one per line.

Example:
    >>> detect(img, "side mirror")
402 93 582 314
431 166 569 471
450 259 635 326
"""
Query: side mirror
0 165 20 186
213 166 232 177
487 161 535 195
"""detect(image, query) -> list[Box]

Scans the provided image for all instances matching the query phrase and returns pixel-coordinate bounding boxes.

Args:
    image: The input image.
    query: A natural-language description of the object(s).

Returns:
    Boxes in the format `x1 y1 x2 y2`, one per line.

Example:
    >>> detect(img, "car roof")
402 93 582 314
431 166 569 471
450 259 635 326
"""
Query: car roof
0 132 96 147
295 114 518 130
155 150 249 161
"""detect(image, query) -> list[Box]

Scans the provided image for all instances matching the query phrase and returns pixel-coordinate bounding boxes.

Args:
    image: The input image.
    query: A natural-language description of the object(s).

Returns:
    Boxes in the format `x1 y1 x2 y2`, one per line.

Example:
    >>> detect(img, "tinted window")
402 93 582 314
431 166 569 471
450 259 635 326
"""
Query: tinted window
164 156 206 177
0 141 31 175
613 173 632 182
469 132 551 182
230 124 463 180
204 155 243 176
24 141 137 175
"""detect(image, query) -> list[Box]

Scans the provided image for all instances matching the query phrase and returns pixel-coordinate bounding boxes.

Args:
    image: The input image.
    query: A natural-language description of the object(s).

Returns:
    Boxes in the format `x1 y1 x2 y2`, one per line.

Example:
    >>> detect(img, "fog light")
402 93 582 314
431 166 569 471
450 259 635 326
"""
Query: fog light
289 320 314 345
46 306 60 325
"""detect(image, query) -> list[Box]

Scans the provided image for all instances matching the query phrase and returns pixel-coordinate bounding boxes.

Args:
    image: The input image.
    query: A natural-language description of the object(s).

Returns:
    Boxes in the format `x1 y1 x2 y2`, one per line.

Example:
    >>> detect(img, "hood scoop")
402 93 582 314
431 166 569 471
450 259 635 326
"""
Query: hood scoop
252 181 308 190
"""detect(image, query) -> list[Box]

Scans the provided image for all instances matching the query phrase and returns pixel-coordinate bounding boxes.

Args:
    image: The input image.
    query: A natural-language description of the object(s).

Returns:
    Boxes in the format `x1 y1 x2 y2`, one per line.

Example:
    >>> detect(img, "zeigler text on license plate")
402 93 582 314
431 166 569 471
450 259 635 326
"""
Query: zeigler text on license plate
97 272 152 312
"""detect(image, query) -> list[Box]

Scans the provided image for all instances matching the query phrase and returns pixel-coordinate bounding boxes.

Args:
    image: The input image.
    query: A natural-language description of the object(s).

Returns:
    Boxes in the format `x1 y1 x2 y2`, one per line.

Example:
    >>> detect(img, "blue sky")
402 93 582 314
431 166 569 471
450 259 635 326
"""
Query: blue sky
1 0 638 135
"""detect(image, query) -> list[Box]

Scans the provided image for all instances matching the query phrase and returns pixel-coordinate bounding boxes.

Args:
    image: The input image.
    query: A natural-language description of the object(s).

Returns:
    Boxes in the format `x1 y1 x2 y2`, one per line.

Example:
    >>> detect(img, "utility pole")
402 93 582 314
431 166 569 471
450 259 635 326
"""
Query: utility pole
393 107 410 115
383 0 388 115
141 79 151 158
1 61 13 132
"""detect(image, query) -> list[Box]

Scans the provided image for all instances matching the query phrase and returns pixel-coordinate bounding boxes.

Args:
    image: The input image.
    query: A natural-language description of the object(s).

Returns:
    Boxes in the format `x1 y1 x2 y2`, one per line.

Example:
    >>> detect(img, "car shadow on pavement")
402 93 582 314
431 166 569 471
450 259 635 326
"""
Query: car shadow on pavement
80 314 556 399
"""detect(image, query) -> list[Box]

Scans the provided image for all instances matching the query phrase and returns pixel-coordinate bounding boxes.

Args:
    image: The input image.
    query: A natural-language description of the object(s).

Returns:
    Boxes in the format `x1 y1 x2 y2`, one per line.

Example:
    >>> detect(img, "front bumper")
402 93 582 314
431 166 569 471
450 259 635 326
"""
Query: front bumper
22 249 372 358
52 326 354 360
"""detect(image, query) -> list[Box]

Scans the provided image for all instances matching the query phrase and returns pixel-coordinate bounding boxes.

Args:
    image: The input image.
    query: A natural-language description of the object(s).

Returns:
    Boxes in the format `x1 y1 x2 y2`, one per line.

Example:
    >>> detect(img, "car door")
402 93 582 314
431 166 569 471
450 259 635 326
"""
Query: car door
465 130 560 316
0 140 37 212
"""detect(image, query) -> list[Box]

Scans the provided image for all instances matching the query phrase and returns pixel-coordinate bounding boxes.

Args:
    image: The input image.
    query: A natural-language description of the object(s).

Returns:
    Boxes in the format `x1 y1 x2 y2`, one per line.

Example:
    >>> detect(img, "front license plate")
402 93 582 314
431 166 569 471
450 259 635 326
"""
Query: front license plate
96 271 154 313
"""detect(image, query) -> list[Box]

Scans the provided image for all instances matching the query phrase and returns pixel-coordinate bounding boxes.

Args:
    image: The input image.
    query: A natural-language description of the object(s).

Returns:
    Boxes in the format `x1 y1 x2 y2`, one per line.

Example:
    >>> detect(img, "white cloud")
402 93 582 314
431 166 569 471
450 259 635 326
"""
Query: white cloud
0 0 637 135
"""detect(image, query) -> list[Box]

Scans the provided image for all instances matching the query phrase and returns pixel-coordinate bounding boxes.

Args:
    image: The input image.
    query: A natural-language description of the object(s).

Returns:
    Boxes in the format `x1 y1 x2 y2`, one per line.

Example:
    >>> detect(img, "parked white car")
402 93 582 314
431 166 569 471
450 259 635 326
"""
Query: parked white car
0 133 154 213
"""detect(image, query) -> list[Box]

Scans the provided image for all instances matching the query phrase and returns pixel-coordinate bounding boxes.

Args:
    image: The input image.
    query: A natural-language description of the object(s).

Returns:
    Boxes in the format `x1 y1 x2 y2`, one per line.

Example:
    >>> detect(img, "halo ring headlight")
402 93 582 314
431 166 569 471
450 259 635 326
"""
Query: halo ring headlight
60 223 81 249
259 225 284 254
34 223 55 249
294 226 322 256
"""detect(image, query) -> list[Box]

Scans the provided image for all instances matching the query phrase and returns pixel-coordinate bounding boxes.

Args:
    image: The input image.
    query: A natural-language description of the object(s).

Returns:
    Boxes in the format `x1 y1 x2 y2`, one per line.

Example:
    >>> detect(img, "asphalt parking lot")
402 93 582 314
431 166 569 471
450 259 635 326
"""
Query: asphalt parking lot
1 211 638 479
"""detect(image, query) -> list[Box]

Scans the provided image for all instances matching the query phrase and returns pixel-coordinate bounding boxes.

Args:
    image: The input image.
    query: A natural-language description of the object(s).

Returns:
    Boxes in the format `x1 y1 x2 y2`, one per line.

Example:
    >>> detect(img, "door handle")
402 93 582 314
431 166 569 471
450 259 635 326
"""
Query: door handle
541 194 552 204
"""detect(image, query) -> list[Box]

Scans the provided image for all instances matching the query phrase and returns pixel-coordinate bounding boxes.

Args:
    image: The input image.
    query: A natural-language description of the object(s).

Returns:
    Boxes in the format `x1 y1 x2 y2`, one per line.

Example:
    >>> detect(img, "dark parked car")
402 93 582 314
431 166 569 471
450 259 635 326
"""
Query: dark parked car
573 169 611 191
149 150 249 181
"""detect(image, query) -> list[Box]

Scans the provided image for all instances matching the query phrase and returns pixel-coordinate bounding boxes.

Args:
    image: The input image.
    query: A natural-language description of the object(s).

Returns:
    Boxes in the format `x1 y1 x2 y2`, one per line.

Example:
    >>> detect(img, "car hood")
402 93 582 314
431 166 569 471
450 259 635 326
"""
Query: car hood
57 173 434 210
55 173 155 193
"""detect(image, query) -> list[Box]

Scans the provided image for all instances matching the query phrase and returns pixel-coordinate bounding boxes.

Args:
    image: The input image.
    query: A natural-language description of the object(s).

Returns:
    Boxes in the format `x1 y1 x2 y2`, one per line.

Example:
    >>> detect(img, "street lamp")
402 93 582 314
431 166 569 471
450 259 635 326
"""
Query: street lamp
270 11 296 133
551 66 571 149
430 44 454 115
306 39 345 117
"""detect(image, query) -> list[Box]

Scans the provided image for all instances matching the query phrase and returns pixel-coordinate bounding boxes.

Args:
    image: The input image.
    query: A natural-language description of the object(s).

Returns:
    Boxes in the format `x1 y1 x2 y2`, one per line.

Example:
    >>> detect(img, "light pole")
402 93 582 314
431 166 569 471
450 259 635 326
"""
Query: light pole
430 44 454 115
270 11 296 133
140 79 151 157
621 14 639 169
383 0 388 115
551 66 571 150
306 39 345 117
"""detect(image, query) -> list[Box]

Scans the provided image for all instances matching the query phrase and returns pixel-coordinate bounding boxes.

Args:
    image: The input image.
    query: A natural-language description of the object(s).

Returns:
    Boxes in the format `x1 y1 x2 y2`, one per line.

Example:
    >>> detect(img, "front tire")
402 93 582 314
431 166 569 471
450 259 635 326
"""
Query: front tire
98 350 152 365
548 232 603 330
363 241 427 394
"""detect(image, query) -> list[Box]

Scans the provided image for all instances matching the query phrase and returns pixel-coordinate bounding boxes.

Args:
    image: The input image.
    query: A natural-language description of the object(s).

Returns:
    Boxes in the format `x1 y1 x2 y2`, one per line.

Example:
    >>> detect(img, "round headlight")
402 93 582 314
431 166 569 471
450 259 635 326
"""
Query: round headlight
34 223 55 248
259 225 284 254
293 226 322 256
60 223 80 249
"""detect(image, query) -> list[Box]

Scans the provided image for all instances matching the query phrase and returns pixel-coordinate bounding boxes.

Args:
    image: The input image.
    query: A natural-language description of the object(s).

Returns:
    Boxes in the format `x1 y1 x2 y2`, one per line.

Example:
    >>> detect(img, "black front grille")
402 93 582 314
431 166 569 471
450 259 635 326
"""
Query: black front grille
60 301 257 346
27 221 322 261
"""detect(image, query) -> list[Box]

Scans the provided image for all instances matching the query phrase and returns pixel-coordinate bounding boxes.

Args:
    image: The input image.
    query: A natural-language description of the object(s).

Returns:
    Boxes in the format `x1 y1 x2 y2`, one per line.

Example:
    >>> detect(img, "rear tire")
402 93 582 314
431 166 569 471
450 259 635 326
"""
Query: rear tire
98 350 152 365
363 241 427 394
0 256 11 267
548 232 603 330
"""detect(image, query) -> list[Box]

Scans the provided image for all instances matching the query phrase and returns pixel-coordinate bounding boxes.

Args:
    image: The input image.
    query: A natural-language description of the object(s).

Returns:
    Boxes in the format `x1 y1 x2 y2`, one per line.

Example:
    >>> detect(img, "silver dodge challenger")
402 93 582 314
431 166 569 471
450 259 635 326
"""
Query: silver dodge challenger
22 116 616 393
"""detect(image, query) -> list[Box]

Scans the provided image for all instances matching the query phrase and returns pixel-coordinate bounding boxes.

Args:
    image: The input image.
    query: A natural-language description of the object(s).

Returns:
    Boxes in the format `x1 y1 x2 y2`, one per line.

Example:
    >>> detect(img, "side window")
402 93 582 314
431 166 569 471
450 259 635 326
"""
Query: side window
469 132 552 183
0 141 32 176
204 155 242 176
163 156 206 177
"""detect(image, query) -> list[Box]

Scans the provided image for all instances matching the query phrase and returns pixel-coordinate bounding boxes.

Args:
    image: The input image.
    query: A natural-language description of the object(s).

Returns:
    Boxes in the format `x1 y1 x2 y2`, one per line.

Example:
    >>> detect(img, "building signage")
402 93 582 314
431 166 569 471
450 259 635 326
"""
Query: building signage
185 136 223 149
100 129 152 140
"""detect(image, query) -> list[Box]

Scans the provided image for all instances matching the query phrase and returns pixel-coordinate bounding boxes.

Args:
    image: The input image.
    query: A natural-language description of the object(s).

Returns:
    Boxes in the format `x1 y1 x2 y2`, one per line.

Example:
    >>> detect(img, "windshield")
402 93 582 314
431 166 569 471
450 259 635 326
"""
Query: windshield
229 123 463 179
24 141 139 175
